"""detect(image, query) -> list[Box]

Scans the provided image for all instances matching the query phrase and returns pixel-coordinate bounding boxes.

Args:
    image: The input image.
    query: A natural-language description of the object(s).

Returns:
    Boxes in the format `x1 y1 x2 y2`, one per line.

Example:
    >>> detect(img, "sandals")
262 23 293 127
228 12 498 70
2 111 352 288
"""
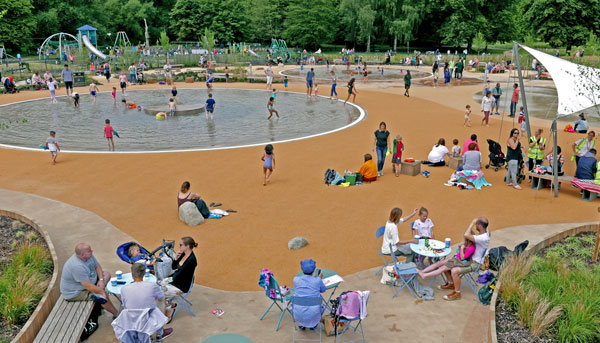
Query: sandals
226 209 237 213
211 203 222 207
166 303 178 324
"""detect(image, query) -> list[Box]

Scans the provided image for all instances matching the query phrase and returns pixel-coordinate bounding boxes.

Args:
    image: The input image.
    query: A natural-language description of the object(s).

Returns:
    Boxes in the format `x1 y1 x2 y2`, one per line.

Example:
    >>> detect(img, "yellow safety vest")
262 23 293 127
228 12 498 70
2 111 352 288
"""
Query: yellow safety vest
595 161 600 185
571 138 596 161
528 136 546 160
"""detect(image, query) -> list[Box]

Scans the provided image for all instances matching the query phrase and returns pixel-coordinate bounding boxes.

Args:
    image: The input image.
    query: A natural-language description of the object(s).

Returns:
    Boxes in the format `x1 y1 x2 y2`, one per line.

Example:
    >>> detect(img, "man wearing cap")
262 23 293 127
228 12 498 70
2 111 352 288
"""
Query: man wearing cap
292 259 326 329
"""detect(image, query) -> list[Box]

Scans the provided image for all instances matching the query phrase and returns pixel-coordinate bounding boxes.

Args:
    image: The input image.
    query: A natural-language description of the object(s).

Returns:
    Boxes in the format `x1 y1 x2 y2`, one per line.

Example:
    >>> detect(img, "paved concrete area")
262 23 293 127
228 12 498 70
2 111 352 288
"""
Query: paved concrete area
1 189 597 343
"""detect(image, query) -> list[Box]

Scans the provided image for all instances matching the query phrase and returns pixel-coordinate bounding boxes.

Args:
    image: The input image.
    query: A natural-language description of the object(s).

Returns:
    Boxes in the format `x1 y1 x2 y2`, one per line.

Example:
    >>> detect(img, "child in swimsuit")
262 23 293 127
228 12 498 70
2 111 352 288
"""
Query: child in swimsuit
261 144 275 185
89 81 98 104
112 87 117 105
168 98 176 116
104 119 115 151
267 97 279 119
344 78 357 105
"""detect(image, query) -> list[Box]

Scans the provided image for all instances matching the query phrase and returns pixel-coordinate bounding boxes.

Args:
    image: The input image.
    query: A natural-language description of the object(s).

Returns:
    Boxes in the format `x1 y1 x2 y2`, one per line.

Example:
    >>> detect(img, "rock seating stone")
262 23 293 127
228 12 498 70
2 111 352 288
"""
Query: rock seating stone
448 156 463 170
179 202 204 226
288 237 308 250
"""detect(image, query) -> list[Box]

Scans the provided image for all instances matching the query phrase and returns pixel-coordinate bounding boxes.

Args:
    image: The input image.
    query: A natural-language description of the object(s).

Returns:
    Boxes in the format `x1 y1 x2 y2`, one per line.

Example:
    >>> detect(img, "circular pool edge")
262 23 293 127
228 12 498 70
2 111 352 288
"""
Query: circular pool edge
278 66 432 82
0 88 367 154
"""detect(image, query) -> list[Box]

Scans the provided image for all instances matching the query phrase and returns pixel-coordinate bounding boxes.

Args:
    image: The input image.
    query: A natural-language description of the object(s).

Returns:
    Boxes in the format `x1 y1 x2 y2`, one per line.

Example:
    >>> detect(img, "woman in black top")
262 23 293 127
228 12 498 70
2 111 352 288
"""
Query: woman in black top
373 121 390 176
160 236 198 320
506 128 523 190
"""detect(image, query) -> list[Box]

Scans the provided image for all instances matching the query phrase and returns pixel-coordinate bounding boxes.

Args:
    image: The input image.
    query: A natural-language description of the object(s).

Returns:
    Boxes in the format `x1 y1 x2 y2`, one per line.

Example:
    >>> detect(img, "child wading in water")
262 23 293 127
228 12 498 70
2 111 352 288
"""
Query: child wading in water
89 81 98 104
171 86 178 103
104 119 115 151
267 97 279 119
344 78 357 104
392 135 404 177
119 71 127 96
261 144 275 185
112 87 117 105
47 78 58 103
45 131 60 165
168 98 176 117
464 104 471 127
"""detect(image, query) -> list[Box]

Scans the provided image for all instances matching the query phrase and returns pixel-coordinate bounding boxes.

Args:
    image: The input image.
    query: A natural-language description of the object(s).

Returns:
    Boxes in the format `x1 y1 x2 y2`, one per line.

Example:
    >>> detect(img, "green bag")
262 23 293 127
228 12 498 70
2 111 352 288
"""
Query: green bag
344 174 357 185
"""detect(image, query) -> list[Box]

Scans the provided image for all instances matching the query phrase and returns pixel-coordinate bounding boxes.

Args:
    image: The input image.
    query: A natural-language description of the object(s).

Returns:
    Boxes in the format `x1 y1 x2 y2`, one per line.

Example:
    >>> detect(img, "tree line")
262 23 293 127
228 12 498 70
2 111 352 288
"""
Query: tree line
1 0 599 54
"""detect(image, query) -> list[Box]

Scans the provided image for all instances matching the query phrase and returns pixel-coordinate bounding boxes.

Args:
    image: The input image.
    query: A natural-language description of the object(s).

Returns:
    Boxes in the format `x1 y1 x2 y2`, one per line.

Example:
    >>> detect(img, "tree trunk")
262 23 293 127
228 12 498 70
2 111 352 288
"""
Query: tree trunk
467 40 472 53
485 43 488 54
393 36 397 51
366 35 371 53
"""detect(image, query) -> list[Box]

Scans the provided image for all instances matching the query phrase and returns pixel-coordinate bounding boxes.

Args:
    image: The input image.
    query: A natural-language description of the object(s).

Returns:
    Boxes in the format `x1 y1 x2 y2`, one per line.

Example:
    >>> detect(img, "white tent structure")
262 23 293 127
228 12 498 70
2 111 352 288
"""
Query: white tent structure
514 43 600 197
519 44 600 117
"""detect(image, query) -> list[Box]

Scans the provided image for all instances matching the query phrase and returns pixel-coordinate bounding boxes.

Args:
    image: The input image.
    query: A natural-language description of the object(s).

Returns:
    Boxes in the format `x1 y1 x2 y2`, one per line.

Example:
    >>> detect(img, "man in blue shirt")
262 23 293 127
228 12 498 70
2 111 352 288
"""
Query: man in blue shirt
292 259 326 329
575 149 597 180
306 68 315 98
205 93 216 120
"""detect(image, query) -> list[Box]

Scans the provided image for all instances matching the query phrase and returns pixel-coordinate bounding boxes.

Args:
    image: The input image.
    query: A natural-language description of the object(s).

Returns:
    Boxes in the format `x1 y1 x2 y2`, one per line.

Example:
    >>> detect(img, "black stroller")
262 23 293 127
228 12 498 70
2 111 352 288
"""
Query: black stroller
136 68 146 85
3 78 18 94
485 139 506 171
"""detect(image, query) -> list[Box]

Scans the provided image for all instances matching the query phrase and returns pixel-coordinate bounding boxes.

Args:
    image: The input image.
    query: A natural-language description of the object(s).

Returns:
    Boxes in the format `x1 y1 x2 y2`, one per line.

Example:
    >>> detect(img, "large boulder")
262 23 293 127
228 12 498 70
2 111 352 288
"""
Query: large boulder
288 237 308 250
179 202 204 226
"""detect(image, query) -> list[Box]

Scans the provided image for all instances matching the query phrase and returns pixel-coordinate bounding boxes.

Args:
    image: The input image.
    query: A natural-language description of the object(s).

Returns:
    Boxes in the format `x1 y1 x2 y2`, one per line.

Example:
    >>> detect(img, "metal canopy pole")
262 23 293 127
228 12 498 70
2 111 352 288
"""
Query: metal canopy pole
551 119 559 197
513 42 532 139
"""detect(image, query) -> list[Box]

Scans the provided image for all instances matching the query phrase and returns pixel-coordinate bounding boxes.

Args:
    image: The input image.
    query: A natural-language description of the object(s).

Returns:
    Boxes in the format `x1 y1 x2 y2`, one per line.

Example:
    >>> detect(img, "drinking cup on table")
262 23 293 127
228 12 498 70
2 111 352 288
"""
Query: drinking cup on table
111 277 117 286
445 238 451 248
116 270 123 279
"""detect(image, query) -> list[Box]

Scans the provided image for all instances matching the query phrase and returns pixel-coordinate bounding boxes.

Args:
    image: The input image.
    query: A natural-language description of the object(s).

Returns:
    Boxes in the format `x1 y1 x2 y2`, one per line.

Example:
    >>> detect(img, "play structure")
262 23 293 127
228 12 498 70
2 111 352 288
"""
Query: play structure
38 32 81 61
112 31 132 52
77 25 107 59
270 39 292 62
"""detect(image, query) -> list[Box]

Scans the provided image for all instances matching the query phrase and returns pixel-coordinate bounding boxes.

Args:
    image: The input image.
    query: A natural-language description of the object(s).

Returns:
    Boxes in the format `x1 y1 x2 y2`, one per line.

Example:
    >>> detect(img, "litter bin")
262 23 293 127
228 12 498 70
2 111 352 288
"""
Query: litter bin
73 72 86 87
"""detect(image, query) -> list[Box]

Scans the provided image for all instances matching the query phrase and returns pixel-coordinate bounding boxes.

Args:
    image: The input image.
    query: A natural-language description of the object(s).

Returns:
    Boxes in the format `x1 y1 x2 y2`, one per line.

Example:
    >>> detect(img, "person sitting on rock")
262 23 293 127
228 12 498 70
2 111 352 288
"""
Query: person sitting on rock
177 181 210 218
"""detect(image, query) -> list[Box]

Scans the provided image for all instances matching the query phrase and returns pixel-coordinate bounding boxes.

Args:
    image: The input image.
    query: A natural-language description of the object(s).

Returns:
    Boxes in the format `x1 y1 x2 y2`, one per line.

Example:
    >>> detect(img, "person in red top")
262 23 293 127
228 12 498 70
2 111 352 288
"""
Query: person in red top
509 83 519 117
462 134 479 156
104 119 115 151
392 135 404 177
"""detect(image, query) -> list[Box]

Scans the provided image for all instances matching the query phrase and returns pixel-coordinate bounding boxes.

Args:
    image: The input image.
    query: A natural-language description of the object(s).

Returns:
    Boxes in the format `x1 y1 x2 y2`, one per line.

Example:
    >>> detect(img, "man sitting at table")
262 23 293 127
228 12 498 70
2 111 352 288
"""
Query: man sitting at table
60 243 118 316
119 263 174 339
442 218 490 301
292 259 326 330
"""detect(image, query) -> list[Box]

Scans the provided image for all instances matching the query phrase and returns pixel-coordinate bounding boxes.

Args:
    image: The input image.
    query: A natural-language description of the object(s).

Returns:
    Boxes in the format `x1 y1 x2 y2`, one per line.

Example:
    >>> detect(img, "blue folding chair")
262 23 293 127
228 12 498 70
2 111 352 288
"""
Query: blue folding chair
389 244 418 299
374 226 393 275
259 274 294 331
461 249 487 294
336 316 365 343
172 275 196 317
291 296 323 342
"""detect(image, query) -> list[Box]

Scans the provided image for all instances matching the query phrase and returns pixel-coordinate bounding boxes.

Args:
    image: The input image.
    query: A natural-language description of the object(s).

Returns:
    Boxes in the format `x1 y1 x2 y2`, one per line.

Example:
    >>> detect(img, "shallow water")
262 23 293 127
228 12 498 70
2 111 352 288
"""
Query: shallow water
0 89 362 152
280 66 430 82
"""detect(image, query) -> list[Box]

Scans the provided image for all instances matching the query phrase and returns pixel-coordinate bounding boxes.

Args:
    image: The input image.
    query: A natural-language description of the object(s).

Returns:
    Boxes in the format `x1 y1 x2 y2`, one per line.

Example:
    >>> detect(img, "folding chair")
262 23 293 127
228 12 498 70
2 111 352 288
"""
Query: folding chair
374 226 393 275
291 296 323 342
334 292 366 343
460 249 487 294
259 274 294 331
389 244 418 299
173 276 196 317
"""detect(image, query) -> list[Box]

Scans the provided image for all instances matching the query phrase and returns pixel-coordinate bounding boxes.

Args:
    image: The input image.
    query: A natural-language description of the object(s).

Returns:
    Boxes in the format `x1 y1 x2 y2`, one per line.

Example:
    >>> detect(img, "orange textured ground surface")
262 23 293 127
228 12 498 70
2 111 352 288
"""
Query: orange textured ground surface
0 75 598 291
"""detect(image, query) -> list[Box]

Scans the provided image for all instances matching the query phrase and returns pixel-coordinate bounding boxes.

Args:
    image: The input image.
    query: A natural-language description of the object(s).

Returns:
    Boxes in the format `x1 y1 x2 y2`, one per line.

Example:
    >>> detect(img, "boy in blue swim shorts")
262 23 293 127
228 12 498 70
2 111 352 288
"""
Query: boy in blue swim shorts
89 81 98 104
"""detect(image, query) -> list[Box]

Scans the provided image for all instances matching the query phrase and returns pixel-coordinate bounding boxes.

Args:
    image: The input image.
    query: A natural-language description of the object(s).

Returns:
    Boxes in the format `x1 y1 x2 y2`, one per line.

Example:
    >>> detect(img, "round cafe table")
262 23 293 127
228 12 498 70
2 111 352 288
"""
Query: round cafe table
409 239 452 260
294 268 343 311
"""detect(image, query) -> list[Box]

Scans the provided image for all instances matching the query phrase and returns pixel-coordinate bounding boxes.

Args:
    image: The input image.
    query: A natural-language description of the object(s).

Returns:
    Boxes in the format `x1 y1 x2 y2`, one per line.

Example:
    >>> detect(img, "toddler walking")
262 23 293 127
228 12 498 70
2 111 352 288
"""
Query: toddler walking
104 119 115 151
464 105 471 127
261 144 275 185
45 131 60 165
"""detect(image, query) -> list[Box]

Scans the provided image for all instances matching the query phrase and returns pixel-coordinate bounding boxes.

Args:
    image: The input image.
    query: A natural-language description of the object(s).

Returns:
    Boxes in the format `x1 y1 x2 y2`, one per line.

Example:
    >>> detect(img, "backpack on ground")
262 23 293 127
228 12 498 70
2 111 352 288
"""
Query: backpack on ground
324 169 337 185
478 276 497 305
79 302 102 342
488 240 529 271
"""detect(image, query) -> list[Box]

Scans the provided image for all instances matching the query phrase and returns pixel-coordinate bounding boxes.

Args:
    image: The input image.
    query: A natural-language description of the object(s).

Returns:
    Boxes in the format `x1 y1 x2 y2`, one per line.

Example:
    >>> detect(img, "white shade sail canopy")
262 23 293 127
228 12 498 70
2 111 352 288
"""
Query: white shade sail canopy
520 44 600 117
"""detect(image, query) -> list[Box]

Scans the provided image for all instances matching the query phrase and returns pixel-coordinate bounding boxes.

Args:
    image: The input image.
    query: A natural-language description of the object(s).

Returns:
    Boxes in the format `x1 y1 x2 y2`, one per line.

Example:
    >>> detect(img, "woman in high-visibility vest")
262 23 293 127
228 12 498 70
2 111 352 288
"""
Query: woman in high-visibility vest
595 161 600 185
527 128 546 182
572 131 596 164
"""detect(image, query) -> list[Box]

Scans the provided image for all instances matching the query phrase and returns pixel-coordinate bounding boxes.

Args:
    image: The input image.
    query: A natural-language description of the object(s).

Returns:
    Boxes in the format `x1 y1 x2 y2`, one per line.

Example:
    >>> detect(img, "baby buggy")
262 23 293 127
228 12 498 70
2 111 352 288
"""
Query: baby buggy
3 78 18 94
116 240 176 279
135 68 146 85
485 139 505 171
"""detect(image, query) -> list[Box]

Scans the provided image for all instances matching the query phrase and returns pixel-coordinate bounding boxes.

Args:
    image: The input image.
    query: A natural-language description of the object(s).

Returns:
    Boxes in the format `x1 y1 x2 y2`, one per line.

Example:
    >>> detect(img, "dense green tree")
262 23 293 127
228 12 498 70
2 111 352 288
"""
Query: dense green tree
391 0 425 51
249 0 288 43
523 0 600 51
0 0 36 52
432 0 486 50
105 0 155 46
283 0 338 49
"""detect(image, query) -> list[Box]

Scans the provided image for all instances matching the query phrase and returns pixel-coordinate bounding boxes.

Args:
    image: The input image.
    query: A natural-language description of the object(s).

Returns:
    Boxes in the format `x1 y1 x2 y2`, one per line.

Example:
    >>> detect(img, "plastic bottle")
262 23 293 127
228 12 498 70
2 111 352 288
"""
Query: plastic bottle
143 268 150 281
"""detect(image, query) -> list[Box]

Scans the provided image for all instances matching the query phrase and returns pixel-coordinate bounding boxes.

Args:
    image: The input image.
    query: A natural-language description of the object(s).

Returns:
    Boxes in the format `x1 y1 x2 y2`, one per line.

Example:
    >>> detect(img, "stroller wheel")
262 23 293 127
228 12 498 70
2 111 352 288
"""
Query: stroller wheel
485 165 490 169
494 167 499 172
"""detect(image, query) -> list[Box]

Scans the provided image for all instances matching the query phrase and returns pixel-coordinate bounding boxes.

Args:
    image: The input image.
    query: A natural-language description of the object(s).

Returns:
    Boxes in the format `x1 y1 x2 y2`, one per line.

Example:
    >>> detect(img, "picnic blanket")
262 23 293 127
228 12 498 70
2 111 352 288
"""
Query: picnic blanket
571 178 600 192
456 170 492 190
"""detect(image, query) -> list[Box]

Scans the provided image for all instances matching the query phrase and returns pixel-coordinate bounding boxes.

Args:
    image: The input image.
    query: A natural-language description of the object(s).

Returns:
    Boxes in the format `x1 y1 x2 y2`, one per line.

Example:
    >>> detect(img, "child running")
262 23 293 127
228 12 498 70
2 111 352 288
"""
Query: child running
168 98 176 117
205 93 216 120
464 104 471 127
89 81 98 104
267 97 279 119
392 135 404 177
112 87 117 105
47 78 58 103
104 119 115 151
45 131 60 165
171 86 178 103
261 144 275 185
119 71 127 96
344 78 357 105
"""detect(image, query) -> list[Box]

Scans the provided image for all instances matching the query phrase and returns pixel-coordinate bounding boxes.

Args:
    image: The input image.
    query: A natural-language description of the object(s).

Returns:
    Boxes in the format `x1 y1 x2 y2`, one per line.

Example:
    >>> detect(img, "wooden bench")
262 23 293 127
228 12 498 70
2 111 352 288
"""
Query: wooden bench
34 296 93 343
527 172 573 190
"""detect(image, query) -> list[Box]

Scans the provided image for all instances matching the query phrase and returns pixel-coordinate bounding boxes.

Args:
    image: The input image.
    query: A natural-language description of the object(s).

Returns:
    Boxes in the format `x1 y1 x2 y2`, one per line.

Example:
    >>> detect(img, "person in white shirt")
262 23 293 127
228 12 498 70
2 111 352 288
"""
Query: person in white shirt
481 91 494 127
412 207 434 238
381 207 418 263
423 138 450 166
442 218 490 301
